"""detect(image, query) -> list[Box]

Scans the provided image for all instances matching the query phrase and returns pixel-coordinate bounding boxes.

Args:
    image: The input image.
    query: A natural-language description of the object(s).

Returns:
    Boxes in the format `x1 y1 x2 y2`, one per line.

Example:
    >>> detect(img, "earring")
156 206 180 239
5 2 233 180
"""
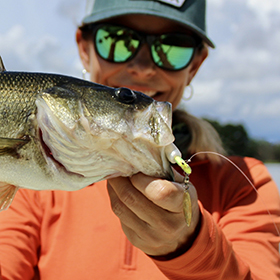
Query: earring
82 69 88 80
182 84 194 101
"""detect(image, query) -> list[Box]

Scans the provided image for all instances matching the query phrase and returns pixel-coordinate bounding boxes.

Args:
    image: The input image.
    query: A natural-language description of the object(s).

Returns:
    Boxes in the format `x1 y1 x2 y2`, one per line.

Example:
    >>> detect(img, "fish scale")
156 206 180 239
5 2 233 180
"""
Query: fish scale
0 73 58 137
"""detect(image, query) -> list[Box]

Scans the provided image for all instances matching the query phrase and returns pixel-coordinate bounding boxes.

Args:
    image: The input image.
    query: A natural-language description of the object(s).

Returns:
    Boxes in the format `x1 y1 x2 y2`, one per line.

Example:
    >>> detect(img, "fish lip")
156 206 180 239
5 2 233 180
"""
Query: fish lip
38 129 84 178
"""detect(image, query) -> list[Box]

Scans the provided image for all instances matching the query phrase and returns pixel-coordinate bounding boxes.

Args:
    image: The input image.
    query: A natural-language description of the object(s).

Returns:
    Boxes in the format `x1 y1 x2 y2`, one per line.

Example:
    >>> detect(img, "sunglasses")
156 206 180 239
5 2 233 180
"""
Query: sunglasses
91 24 202 71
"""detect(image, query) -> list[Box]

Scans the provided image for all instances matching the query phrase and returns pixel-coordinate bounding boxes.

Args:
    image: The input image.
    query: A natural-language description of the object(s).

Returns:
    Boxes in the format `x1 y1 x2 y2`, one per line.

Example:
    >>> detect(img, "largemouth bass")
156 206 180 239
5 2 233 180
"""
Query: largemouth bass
0 57 179 210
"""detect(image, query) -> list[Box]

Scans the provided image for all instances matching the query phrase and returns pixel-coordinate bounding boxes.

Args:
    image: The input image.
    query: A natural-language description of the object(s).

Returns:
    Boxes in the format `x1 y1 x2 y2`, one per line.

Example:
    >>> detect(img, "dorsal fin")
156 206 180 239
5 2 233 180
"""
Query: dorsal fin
0 56 6 72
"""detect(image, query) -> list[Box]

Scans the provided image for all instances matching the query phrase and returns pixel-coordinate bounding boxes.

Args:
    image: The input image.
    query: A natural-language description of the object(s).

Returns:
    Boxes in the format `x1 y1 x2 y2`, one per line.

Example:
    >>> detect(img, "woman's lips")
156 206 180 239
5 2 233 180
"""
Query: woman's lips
139 90 157 97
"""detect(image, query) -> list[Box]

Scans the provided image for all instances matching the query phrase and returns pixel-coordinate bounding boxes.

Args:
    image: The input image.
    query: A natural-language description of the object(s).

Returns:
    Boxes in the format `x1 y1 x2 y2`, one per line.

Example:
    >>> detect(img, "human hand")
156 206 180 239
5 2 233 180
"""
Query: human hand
107 170 200 258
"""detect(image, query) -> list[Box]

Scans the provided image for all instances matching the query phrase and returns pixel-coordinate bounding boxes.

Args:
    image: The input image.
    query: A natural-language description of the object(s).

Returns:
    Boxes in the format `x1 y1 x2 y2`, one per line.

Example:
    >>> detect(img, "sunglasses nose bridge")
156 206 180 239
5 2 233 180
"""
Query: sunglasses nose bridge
133 34 156 60
145 35 156 46
144 35 157 62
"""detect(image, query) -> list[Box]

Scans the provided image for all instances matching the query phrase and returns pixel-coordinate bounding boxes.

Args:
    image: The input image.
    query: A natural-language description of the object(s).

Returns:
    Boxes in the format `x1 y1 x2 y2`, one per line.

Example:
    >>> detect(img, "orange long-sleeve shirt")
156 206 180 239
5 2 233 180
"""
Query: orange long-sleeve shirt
0 157 279 279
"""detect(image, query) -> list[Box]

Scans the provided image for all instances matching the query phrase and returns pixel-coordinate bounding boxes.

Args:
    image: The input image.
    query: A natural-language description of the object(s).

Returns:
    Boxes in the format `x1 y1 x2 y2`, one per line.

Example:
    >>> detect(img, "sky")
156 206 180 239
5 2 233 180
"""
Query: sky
0 0 279 143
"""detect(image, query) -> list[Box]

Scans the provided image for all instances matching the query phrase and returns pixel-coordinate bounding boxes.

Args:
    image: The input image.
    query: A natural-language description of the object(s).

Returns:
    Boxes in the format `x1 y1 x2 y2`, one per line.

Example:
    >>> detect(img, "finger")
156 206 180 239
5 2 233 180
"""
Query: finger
172 167 185 183
129 173 185 213
107 182 149 230
107 177 182 227
107 177 170 222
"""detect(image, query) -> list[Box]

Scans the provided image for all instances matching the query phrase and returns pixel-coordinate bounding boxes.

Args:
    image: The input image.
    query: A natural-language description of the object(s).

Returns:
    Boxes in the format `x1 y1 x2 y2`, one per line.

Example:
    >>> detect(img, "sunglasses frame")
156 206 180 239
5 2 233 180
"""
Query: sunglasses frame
91 23 202 71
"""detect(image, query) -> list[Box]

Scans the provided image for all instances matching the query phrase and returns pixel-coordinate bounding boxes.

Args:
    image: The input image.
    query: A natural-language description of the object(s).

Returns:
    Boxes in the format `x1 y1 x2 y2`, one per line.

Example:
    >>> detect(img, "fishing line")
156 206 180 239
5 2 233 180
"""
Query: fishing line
183 151 280 237
165 144 279 234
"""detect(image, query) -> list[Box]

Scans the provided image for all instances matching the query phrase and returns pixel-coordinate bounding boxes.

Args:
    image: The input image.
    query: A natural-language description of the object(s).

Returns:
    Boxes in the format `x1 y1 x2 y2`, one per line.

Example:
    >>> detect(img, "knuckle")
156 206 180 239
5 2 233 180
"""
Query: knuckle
150 212 183 236
120 190 137 206
111 200 124 218
156 220 177 235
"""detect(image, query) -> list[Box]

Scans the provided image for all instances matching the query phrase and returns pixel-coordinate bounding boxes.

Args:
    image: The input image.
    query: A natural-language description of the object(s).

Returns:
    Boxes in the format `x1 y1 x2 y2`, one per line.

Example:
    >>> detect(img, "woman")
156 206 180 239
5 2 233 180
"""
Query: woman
0 0 279 279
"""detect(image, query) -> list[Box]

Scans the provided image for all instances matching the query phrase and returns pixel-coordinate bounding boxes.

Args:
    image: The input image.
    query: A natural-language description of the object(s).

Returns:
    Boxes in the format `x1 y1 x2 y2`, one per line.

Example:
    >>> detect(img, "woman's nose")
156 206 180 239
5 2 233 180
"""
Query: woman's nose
126 44 157 78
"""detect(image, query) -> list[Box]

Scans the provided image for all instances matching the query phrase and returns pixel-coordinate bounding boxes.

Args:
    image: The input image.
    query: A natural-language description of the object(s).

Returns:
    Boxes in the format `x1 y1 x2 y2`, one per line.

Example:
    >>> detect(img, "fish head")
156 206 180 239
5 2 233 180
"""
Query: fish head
36 82 175 182
82 86 174 146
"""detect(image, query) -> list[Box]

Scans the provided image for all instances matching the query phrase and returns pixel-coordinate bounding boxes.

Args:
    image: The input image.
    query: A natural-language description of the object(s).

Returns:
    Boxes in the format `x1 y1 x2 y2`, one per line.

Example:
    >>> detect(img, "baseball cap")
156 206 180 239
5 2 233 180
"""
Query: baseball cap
82 0 215 48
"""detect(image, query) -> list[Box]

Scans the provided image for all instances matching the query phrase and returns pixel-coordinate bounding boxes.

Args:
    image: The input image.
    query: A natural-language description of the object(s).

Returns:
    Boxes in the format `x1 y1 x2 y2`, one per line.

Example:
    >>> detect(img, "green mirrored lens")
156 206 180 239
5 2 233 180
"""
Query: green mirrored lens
151 35 195 70
95 26 140 62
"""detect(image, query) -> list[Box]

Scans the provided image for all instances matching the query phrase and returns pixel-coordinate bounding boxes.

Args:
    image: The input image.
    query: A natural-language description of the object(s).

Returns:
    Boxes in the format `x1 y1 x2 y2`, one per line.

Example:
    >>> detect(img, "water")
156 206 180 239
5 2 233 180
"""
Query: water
265 163 280 193
265 163 280 253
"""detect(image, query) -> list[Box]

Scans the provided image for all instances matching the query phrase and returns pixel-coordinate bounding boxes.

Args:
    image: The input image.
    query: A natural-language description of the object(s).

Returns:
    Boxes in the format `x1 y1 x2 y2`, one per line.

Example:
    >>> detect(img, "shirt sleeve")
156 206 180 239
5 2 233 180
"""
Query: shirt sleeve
153 159 280 280
0 189 42 280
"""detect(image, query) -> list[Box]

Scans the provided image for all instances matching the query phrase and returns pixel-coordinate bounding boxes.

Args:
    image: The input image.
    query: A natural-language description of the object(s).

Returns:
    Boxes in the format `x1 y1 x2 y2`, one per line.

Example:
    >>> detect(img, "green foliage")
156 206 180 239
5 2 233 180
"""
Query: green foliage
205 118 280 162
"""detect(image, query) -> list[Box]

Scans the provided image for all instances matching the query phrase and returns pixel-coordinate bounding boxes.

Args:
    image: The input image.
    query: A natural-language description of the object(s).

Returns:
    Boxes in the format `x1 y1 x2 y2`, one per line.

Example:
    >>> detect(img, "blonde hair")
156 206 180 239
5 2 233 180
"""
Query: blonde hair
173 109 226 163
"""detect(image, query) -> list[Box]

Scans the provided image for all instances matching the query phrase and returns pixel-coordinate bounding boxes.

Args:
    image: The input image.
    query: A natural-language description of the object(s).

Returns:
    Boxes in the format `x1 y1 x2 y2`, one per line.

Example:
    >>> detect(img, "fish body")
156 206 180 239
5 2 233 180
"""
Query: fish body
0 63 175 209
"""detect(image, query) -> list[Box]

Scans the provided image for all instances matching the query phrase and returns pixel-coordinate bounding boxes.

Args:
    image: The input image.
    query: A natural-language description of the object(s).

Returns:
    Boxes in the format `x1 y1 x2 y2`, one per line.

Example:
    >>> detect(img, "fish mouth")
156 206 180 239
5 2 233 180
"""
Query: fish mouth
39 129 83 177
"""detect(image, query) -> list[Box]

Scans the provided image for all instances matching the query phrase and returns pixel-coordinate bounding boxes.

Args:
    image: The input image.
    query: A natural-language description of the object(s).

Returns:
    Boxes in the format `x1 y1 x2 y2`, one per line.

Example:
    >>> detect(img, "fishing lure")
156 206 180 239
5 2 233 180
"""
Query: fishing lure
174 156 192 226
165 144 192 226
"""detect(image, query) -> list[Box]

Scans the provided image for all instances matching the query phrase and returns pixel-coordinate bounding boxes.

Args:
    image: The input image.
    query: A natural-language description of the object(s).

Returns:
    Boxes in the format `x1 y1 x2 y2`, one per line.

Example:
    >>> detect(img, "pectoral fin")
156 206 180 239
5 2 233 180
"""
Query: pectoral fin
0 137 29 155
0 184 18 211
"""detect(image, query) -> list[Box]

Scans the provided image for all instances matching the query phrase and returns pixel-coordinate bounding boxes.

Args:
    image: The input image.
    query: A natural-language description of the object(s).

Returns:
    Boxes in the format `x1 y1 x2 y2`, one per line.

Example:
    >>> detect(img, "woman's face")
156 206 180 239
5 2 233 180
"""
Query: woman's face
76 15 208 110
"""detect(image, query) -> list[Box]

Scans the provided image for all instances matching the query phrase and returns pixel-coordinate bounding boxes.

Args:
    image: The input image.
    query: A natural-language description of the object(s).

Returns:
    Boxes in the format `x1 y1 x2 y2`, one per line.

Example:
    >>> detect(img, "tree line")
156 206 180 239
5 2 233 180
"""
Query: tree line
205 119 280 163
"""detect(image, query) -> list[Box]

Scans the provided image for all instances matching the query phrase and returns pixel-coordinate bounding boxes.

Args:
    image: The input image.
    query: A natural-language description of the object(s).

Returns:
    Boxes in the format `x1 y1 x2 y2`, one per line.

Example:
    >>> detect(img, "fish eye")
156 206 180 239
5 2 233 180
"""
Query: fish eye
115 88 137 104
